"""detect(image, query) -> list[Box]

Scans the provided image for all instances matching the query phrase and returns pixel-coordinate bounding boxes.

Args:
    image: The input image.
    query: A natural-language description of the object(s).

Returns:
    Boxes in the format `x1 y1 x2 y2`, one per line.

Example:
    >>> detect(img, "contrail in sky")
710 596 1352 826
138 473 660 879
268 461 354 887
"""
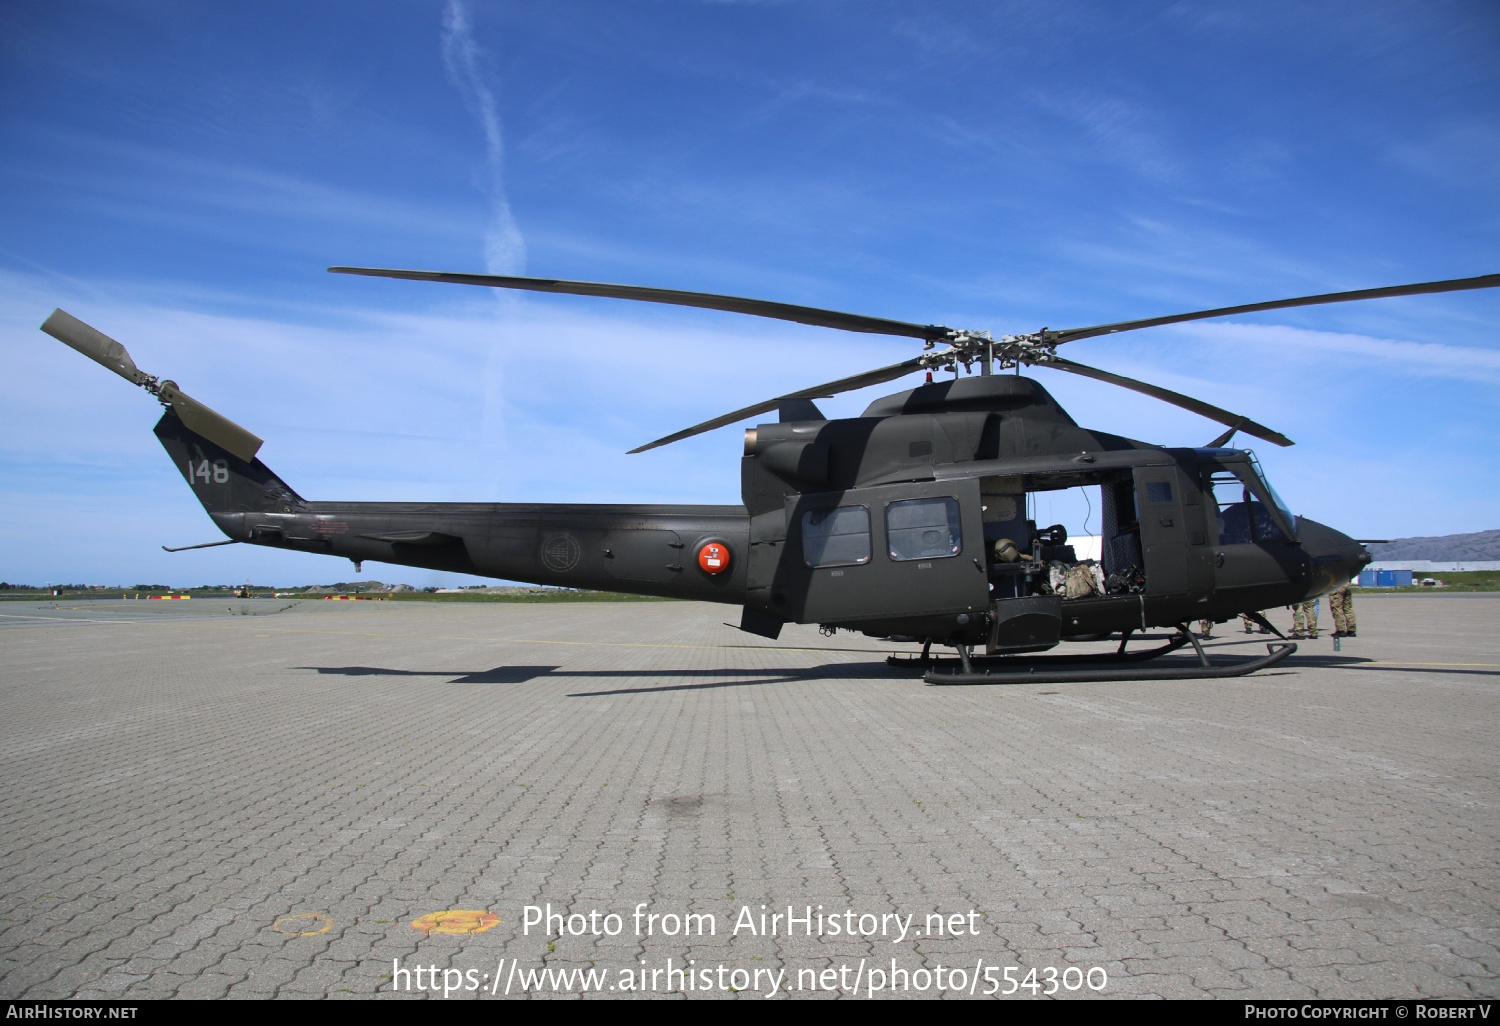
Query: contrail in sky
440 0 526 275
440 0 523 497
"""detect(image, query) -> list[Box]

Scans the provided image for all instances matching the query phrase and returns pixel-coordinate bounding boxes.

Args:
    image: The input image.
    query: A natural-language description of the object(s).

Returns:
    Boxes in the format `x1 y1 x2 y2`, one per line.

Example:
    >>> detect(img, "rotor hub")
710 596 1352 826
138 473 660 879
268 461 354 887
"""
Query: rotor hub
927 330 1058 373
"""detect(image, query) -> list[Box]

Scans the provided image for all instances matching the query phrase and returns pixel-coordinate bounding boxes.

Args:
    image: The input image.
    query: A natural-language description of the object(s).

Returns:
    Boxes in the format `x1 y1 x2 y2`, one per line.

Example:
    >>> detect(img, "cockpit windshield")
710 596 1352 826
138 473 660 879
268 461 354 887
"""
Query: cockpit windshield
1195 448 1299 543
1243 451 1298 538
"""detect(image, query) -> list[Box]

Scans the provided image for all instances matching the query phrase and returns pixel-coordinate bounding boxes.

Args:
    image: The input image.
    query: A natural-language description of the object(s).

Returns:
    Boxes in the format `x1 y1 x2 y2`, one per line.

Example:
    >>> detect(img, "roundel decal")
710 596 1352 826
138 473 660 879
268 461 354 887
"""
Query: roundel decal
540 533 582 573
697 542 731 575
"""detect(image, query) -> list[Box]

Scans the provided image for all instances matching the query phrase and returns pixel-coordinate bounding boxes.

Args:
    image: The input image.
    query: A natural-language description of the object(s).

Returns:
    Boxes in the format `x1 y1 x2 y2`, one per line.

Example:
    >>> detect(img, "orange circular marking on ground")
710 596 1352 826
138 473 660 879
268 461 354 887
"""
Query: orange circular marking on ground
411 910 499 936
273 913 333 936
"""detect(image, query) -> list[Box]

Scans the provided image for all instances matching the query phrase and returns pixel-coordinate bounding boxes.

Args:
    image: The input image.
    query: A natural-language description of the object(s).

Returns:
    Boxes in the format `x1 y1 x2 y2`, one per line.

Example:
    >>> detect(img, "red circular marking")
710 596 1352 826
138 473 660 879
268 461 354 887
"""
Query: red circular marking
697 542 730 575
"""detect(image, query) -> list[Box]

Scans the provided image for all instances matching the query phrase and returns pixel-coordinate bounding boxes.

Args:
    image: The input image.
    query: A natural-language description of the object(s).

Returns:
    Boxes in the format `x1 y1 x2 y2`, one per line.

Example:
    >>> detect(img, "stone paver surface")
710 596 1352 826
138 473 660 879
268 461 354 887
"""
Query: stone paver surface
0 594 1496 999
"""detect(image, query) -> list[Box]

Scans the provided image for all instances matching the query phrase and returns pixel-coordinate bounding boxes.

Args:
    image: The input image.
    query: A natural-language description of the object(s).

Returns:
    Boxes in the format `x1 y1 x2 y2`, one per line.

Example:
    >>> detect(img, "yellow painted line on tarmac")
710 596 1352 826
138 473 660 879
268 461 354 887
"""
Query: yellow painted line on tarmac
242 624 719 649
7 610 1495 665
1361 660 1500 668
0 612 197 625
0 611 900 656
0 610 728 647
229 622 890 655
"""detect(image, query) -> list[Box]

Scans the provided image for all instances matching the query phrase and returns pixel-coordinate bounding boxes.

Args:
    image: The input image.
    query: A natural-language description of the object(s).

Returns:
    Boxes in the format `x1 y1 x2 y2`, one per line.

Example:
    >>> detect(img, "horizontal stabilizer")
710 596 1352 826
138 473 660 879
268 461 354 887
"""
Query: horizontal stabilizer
162 539 240 552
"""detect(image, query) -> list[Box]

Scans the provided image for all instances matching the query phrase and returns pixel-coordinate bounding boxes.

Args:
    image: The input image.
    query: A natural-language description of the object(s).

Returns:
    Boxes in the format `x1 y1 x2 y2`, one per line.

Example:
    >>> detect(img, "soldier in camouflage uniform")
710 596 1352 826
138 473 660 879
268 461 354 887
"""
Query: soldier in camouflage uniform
1290 599 1319 639
1240 612 1263 634
1328 583 1356 637
1198 619 1214 639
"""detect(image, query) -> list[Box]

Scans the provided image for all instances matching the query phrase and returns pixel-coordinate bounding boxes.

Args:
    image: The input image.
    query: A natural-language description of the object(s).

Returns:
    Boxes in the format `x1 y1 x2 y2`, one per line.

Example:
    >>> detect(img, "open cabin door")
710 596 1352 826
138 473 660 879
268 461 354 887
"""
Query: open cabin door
1132 465 1212 599
784 478 988 627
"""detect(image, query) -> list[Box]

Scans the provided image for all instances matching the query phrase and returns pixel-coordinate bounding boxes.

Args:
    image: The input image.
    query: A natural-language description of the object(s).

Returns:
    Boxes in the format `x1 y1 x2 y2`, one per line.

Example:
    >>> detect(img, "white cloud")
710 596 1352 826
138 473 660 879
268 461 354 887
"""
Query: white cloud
3 127 481 245
2 265 903 500
1167 321 1500 385
440 0 526 277
1027 86 1182 185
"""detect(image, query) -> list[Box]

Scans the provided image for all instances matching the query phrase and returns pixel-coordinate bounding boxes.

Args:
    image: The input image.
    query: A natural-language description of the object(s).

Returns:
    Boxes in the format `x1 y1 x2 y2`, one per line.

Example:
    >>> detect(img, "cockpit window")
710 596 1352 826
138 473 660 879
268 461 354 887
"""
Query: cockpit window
1206 459 1298 543
1211 476 1281 545
1244 451 1297 535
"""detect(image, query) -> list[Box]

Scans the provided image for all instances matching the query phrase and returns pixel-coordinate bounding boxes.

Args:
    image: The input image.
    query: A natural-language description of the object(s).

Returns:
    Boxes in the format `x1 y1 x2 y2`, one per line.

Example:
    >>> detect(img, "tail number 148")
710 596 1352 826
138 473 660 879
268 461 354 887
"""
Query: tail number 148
189 459 230 484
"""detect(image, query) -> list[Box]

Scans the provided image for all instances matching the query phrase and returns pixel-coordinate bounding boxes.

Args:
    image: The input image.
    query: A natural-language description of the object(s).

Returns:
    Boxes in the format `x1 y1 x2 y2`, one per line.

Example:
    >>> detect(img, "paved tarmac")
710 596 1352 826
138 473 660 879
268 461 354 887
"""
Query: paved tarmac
0 595 1496 1000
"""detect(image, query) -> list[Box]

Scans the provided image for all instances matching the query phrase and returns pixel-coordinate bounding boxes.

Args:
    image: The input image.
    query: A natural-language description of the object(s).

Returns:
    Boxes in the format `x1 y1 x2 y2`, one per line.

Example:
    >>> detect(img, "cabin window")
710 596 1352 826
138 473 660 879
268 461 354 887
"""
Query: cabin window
800 505 871 568
886 496 962 561
1144 480 1174 504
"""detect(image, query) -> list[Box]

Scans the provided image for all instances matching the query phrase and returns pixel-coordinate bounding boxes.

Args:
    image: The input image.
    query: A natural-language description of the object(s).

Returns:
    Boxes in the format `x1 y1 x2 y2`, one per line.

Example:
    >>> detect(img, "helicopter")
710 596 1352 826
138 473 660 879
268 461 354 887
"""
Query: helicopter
40 269 1499 683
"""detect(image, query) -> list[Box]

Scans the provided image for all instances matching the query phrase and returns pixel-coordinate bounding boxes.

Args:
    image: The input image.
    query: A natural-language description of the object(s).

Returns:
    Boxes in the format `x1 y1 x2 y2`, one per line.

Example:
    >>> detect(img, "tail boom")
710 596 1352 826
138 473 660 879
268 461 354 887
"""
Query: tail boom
155 409 749 601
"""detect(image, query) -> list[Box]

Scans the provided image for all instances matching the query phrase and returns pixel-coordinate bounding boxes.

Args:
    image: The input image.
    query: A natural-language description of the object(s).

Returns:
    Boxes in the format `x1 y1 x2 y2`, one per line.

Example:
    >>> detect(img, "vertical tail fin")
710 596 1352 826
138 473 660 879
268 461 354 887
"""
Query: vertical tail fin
153 409 302 515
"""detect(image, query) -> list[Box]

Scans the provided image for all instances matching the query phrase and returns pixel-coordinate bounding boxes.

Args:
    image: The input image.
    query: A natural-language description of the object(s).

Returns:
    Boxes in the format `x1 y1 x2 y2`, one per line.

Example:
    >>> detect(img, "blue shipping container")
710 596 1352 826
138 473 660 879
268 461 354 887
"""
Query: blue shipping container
1359 570 1376 587
1370 570 1414 587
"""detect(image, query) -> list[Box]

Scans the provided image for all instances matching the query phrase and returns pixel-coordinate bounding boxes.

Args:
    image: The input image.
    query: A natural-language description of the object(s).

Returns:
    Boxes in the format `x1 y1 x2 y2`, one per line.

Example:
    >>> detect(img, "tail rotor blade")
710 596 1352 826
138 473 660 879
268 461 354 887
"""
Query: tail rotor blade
41 309 150 385
40 310 264 462
157 382 264 463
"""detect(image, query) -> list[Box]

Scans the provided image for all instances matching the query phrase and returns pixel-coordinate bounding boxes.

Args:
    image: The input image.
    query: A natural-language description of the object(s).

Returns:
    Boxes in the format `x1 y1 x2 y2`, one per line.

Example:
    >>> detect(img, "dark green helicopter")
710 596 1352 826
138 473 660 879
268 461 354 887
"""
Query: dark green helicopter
41 269 1499 682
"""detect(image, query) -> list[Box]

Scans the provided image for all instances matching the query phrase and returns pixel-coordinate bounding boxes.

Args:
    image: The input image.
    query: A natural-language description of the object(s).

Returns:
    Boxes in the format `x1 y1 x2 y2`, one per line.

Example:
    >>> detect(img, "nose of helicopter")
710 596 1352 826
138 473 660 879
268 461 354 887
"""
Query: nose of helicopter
1297 518 1372 597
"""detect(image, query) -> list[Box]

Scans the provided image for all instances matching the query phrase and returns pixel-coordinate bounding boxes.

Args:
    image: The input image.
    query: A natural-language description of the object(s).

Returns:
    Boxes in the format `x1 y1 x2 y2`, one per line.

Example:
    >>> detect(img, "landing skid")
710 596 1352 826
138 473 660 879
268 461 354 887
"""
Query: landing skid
887 631 1187 670
904 626 1297 685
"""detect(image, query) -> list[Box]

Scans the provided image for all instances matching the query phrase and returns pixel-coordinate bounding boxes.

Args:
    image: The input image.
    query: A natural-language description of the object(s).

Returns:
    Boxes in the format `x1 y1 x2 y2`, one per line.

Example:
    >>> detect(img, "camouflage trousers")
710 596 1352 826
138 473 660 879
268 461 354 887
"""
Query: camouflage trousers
1328 586 1356 634
1291 601 1318 638
1240 612 1258 632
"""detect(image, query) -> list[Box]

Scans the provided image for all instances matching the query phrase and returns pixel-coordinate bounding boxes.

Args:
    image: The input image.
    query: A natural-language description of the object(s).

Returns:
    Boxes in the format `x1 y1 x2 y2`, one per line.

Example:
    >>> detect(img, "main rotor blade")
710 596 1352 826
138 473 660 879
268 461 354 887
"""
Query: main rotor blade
41 309 150 385
329 266 951 341
628 356 926 453
1043 356 1293 447
1049 272 1500 345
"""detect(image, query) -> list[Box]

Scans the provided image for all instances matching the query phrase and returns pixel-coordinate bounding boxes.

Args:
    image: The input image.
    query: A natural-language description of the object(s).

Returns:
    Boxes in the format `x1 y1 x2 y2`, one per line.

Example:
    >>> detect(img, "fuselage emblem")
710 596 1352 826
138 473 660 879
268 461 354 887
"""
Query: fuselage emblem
540 533 582 573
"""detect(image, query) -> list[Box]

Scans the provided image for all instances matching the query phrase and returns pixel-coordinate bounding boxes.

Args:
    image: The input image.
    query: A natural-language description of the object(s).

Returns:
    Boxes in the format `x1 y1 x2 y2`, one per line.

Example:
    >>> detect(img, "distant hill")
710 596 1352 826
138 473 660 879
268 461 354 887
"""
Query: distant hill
1368 530 1500 561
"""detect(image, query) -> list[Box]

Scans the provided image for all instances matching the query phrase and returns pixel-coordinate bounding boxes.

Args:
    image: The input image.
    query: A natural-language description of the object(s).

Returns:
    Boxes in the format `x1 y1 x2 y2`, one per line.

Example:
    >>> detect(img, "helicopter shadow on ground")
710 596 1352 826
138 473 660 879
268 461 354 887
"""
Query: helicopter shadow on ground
1282 654 1500 679
296 660 912 695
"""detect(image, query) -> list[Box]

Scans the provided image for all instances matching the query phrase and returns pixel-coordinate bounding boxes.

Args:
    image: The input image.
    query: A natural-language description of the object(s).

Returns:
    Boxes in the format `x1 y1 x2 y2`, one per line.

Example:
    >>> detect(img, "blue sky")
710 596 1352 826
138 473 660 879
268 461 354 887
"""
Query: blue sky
2 0 1497 587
